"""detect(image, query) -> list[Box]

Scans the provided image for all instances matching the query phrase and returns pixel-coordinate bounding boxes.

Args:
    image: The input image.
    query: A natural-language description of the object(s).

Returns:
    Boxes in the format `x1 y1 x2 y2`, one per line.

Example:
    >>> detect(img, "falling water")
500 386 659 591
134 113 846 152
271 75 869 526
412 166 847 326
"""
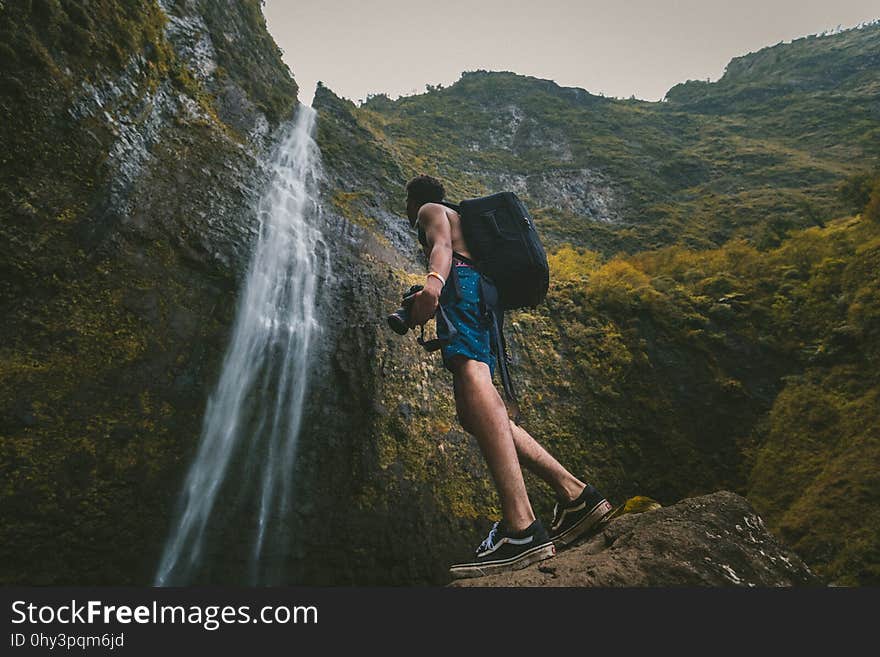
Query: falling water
156 104 328 585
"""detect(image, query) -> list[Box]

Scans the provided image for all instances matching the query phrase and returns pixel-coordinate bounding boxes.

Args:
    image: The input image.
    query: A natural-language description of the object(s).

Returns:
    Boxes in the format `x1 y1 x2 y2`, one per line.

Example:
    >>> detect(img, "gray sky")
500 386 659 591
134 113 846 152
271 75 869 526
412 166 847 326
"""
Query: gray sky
263 0 878 105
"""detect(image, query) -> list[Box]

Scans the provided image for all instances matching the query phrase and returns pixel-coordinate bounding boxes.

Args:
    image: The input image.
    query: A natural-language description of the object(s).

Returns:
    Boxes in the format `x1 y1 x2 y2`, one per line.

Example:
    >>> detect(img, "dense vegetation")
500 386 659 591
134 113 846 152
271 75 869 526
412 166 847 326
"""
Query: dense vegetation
539 177 879 584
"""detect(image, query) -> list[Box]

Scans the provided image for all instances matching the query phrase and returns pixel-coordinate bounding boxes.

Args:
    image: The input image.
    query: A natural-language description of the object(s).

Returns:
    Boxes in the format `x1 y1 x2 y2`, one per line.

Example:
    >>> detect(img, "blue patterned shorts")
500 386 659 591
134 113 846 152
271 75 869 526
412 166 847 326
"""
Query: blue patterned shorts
436 262 497 377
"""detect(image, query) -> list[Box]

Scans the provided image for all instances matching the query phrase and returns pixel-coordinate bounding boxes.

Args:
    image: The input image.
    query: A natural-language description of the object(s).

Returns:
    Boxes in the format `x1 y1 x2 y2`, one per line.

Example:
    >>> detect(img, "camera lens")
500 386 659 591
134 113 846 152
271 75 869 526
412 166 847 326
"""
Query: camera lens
387 309 410 335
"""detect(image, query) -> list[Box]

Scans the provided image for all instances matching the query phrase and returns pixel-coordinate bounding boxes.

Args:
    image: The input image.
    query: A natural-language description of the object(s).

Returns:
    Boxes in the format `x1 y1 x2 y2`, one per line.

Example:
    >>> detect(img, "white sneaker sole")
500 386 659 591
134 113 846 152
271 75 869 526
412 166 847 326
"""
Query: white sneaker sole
449 542 556 580
551 499 614 547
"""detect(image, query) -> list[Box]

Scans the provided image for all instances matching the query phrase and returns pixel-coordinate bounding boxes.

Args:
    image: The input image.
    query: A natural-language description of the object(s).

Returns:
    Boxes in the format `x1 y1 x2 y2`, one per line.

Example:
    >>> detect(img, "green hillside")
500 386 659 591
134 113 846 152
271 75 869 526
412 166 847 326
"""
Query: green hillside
332 23 880 254
540 185 880 585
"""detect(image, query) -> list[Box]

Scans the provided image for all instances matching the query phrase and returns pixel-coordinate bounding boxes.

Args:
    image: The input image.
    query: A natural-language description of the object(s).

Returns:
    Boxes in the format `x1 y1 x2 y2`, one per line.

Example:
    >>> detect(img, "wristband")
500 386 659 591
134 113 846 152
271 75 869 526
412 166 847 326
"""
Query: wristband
427 271 446 286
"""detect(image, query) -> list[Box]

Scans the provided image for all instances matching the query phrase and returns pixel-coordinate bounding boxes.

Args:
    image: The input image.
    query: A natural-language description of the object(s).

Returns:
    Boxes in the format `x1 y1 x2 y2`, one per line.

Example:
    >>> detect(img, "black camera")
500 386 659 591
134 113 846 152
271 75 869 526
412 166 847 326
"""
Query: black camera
387 284 424 335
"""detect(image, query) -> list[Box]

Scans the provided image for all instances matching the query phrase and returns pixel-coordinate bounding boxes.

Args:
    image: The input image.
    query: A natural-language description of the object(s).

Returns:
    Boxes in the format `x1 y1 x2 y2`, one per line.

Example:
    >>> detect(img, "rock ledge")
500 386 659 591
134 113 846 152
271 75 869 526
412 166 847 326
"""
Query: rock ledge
452 491 820 587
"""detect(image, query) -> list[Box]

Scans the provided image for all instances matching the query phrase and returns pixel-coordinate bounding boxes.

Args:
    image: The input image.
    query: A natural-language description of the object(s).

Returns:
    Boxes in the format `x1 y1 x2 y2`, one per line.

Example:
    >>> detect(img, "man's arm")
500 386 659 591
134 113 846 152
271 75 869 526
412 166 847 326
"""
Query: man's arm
406 203 452 327
418 203 453 293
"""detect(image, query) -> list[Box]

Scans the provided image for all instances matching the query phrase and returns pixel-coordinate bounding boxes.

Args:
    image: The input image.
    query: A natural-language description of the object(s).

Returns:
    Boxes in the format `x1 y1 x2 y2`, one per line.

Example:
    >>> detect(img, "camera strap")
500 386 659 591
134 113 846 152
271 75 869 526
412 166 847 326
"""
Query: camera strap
417 304 457 352
417 258 465 352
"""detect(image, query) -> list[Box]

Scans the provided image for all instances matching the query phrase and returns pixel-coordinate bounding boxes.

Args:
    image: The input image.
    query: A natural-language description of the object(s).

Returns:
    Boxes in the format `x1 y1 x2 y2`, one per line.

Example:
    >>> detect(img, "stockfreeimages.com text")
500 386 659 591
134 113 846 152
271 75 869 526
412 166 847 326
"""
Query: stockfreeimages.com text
11 600 317 631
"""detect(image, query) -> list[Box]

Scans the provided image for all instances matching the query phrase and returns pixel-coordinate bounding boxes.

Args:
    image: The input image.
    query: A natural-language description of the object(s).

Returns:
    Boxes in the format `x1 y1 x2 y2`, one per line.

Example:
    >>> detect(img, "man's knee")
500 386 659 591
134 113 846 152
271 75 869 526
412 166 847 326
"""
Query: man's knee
452 356 500 433
451 355 490 381
452 362 472 433
452 357 476 433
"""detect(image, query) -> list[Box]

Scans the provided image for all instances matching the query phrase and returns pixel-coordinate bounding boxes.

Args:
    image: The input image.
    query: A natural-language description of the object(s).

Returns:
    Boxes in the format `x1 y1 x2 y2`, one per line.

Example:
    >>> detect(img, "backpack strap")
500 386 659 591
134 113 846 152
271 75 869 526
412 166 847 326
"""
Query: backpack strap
439 201 483 272
438 200 461 213
479 276 522 425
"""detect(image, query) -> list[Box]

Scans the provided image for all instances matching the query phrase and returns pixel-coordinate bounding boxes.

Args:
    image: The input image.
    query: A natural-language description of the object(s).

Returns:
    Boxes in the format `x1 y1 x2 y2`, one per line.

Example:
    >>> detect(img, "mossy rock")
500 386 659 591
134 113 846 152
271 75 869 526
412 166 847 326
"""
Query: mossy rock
605 496 663 522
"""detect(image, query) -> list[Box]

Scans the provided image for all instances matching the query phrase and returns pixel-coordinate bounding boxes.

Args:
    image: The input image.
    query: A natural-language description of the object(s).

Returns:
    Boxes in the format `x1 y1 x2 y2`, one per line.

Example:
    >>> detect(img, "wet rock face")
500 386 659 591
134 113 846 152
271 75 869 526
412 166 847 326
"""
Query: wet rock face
0 0 297 585
453 491 820 587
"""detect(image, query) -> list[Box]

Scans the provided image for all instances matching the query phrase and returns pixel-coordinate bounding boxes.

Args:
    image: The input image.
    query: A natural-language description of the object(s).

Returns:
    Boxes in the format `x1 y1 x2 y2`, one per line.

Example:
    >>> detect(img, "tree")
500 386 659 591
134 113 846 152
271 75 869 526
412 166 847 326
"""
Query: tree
838 171 878 214
866 177 880 223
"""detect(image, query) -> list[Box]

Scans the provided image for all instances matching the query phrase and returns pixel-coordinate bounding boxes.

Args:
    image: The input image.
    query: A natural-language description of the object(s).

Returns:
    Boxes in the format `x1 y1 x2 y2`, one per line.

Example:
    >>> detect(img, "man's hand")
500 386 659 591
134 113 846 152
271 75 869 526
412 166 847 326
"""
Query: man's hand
406 277 442 328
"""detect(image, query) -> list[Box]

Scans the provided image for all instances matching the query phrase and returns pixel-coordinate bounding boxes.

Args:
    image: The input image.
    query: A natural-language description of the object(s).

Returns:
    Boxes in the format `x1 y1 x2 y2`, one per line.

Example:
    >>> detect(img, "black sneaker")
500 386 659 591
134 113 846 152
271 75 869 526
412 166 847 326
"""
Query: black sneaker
449 519 556 579
549 484 613 548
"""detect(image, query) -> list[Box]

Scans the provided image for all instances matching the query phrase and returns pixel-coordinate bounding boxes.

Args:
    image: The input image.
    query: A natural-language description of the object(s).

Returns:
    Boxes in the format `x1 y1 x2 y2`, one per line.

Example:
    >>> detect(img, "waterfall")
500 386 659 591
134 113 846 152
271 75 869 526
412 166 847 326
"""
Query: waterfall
156 104 328 585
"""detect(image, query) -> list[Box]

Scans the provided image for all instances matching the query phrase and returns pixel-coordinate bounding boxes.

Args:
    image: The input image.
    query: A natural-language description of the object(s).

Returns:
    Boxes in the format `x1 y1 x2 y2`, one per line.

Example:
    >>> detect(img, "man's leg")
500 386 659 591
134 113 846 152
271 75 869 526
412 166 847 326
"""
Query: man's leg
452 356 535 532
508 421 586 503
506 421 612 548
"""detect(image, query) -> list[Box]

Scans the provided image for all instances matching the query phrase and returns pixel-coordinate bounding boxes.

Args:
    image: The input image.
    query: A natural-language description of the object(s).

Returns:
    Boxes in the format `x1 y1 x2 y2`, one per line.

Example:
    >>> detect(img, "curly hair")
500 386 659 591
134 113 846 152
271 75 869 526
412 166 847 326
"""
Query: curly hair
405 174 445 205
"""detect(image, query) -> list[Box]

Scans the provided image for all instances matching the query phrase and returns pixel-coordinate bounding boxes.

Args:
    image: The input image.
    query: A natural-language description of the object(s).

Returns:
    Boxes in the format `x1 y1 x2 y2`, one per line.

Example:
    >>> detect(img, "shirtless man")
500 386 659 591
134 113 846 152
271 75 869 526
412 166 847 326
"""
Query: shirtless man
403 174 612 578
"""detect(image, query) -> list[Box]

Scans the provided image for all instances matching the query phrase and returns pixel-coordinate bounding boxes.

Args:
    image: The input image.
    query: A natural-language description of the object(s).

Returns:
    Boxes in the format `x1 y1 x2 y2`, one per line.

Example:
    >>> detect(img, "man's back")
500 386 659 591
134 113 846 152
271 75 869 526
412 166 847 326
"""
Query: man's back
418 202 475 262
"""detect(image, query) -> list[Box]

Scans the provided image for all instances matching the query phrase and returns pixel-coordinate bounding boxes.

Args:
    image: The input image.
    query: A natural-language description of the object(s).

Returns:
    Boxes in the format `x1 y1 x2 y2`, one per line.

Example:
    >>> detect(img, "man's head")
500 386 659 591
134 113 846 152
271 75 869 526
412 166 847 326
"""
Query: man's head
405 174 445 227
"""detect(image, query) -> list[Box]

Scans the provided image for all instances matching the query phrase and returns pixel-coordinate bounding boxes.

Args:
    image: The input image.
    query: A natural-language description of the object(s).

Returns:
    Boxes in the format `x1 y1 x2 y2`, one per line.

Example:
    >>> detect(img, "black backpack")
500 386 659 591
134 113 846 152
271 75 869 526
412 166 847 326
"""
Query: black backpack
438 192 549 310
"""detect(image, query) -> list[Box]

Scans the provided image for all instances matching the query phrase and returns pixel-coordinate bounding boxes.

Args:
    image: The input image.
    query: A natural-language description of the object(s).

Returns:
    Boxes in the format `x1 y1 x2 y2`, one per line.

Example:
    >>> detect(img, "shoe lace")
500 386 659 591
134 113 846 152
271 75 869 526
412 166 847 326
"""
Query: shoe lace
477 521 500 553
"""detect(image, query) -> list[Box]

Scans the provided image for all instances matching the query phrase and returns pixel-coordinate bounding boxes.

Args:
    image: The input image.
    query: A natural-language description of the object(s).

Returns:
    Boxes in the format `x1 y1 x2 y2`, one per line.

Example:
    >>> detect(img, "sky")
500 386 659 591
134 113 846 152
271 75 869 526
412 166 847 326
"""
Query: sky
263 0 879 106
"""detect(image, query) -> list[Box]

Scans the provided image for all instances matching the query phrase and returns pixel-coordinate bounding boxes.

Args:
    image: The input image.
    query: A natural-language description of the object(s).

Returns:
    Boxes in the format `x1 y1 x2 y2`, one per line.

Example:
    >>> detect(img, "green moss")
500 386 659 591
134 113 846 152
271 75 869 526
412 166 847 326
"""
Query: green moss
330 190 376 228
605 496 663 521
194 0 298 123
0 0 298 585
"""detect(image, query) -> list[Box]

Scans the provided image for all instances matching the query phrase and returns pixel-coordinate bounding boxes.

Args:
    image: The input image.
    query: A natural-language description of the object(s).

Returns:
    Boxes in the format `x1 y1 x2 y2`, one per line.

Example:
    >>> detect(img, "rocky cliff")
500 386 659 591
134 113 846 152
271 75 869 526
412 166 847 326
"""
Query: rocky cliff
357 23 880 253
452 492 819 587
0 0 298 584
